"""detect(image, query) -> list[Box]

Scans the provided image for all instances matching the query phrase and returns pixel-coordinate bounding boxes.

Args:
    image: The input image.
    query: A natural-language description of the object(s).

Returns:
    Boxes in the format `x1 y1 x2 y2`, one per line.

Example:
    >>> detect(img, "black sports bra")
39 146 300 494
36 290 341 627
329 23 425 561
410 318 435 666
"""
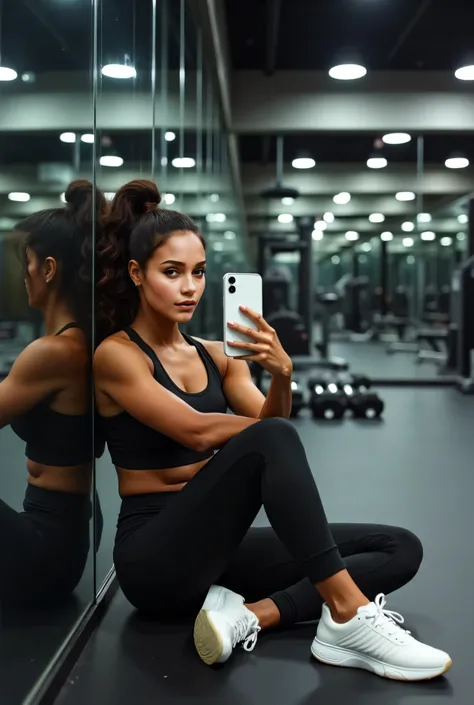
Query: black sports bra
101 327 228 470
10 323 93 466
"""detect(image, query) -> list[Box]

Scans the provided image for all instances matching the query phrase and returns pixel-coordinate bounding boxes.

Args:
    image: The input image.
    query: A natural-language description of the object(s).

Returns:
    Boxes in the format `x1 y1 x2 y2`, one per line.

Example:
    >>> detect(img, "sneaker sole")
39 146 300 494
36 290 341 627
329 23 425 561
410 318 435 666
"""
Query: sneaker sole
311 638 452 681
194 609 224 666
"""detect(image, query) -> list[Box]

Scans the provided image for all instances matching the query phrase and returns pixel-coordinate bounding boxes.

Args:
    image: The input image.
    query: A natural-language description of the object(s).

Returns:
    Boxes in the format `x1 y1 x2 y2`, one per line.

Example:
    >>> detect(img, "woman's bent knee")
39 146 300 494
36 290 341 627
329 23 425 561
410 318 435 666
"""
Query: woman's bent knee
394 527 424 581
246 417 300 443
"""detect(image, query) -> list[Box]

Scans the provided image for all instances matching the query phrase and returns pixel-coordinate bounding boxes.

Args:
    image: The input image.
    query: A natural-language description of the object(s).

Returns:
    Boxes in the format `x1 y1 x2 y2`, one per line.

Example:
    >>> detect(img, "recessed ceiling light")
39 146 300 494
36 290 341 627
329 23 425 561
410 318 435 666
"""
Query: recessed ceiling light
396 191 416 201
457 214 468 224
102 64 137 79
402 237 414 247
312 230 324 241
406 255 416 264
281 196 295 206
345 231 359 241
0 66 18 81
209 193 220 203
213 241 224 251
333 191 351 205
457 232 466 241
213 213 226 222
60 132 76 143
105 192 116 200
81 134 94 144
382 133 411 145
455 65 474 81
369 213 385 223
361 242 372 252
8 192 31 202
60 192 66 203
440 237 452 246
380 231 393 241
329 64 367 80
163 193 176 205
331 255 341 264
417 213 432 223
100 155 124 167
314 220 327 231
292 157 316 169
278 214 294 224
172 157 196 168
401 221 415 232
420 231 436 241
165 131 176 142
445 157 469 169
323 212 334 223
224 231 236 240
367 157 387 169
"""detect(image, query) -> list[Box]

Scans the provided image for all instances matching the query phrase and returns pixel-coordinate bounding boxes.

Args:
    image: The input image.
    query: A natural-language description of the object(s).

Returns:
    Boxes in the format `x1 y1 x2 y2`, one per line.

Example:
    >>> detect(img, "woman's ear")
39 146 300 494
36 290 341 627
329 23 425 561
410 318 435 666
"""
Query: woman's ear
128 259 141 287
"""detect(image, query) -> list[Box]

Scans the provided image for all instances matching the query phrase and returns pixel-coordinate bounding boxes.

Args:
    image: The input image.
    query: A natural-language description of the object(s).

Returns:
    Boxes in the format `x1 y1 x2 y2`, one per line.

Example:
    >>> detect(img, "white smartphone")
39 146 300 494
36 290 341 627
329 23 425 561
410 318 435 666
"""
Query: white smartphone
223 272 263 358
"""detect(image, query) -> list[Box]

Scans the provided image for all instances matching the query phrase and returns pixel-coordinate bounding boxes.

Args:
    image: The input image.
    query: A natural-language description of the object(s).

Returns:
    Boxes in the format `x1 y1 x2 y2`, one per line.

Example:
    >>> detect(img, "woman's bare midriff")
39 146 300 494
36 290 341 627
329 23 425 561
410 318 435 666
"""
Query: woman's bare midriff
27 460 93 495
117 457 212 497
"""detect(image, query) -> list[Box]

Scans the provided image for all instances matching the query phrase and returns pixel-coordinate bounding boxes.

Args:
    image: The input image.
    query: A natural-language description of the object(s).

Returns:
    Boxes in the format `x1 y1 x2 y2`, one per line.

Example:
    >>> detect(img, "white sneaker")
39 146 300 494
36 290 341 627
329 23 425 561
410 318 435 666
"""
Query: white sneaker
193 585 261 665
311 593 452 681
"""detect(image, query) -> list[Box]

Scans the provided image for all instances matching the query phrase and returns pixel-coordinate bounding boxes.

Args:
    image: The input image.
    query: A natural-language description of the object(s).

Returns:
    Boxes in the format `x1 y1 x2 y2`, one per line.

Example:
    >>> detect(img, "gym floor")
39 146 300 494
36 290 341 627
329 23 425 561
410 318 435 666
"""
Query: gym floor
55 387 473 705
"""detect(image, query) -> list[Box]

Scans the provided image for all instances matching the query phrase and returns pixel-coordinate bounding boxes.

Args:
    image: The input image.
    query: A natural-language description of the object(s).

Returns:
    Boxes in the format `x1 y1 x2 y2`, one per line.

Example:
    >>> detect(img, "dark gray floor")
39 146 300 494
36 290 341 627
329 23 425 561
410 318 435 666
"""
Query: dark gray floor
55 388 473 705
332 339 443 379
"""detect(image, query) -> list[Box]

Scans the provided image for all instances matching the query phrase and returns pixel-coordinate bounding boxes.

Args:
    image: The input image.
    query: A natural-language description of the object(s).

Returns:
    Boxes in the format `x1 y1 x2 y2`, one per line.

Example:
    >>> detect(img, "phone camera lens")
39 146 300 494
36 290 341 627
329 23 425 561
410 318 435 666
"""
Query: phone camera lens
228 276 236 285
229 285 236 294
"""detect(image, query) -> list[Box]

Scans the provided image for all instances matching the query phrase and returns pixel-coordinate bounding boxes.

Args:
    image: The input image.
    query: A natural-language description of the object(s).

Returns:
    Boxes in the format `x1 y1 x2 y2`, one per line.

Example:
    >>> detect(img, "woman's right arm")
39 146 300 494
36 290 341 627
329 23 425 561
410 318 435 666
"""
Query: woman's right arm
93 339 258 452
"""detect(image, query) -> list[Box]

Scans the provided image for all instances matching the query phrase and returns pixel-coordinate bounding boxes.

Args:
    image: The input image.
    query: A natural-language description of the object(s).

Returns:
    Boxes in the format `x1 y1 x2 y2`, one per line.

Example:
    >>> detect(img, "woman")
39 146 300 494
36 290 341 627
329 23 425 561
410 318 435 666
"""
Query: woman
0 181 105 607
94 179 451 681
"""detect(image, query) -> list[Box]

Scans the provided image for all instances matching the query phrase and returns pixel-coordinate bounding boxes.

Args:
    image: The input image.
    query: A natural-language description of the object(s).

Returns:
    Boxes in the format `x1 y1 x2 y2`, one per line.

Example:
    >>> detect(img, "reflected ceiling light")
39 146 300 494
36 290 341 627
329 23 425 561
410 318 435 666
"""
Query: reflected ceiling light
105 192 116 200
224 231 236 240
312 230 324 241
314 220 327 231
402 237 414 247
164 131 176 142
60 132 76 143
382 133 411 145
417 212 432 223
323 211 334 223
455 65 474 81
401 221 415 232
380 231 393 241
100 155 124 167
396 191 416 201
445 156 469 169
213 213 226 222
209 193 220 203
101 64 137 79
457 232 466 241
8 192 31 202
81 134 94 144
0 66 18 81
367 157 387 169
292 157 316 169
369 213 385 223
331 255 341 264
329 64 367 80
440 237 452 246
345 230 359 241
21 72 35 83
60 192 66 203
163 193 176 205
333 191 351 204
172 157 196 168
213 241 224 251
278 213 294 224
361 242 372 252
420 231 436 241
457 214 468 224
281 196 295 205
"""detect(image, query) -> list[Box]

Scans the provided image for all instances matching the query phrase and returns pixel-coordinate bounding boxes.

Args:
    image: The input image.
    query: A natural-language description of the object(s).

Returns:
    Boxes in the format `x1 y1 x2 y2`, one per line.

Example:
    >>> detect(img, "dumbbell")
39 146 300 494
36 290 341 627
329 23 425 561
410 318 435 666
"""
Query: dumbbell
339 382 384 420
290 379 305 418
307 376 346 421
337 373 372 391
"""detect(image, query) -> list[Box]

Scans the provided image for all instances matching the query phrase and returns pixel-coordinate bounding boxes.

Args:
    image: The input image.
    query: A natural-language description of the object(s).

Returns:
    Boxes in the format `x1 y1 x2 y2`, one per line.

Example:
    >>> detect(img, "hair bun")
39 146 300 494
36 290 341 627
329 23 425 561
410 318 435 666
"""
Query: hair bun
65 180 94 210
114 179 162 215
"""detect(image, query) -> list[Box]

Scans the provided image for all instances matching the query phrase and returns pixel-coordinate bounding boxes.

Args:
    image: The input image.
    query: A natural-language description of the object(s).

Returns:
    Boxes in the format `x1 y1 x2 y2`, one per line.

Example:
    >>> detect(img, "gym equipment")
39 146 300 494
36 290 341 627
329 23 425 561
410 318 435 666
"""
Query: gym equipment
307 374 384 420
339 383 385 420
290 380 305 418
308 379 346 421
266 310 309 357
454 256 474 393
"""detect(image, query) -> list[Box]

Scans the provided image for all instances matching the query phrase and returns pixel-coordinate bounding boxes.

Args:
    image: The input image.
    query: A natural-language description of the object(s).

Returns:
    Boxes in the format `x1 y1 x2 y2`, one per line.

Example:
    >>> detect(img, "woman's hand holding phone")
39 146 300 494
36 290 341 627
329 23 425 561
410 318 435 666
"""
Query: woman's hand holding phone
226 306 293 378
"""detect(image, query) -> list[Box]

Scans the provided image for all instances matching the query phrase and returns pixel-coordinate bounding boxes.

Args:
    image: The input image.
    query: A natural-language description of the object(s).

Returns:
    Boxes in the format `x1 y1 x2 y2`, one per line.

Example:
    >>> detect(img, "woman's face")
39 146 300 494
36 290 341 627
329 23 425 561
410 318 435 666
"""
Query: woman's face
137 231 206 322
24 248 50 309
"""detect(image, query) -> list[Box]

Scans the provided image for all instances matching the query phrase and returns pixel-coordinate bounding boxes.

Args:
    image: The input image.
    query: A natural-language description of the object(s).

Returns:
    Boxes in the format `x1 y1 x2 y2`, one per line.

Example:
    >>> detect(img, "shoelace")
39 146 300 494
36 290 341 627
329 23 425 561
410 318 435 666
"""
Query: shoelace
231 612 261 652
363 593 412 640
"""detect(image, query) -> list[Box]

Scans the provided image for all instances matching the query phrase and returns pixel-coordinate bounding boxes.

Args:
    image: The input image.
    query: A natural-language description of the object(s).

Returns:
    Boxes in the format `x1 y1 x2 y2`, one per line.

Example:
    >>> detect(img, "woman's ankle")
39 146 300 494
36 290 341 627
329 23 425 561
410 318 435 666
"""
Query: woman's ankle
245 598 281 630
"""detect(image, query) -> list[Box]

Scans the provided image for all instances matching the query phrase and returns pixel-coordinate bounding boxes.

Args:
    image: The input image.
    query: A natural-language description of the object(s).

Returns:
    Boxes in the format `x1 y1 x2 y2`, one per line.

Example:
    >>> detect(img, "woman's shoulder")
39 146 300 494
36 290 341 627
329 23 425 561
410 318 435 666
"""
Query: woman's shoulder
190 337 228 377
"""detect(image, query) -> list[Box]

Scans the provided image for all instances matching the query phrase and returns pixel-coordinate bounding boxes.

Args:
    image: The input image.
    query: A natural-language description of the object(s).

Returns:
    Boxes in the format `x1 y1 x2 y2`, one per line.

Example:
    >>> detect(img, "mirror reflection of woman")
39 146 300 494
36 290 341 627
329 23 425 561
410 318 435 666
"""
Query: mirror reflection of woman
94 179 451 682
0 181 105 608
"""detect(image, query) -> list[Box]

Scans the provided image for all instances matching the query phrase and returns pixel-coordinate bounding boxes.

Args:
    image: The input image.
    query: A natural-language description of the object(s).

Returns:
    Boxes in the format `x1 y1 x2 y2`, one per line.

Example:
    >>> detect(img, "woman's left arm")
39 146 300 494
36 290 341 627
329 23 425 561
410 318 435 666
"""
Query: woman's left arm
219 306 293 420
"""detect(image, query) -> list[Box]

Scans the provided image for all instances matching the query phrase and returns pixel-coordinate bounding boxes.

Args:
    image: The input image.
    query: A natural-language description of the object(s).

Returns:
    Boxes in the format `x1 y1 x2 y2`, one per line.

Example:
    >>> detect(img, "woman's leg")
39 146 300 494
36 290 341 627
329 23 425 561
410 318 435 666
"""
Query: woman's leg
218 523 423 629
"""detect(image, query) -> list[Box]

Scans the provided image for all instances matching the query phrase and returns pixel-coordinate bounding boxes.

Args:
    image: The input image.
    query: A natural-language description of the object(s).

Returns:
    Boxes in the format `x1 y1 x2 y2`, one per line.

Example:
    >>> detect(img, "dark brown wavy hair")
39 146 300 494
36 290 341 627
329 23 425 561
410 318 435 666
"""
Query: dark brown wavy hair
96 179 204 343
15 180 107 343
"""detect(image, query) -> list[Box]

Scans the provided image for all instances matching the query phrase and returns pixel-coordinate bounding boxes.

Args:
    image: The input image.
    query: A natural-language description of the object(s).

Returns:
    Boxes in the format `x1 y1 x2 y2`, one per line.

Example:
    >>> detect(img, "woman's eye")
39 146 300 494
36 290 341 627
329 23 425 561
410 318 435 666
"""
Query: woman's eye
164 269 178 277
195 269 206 277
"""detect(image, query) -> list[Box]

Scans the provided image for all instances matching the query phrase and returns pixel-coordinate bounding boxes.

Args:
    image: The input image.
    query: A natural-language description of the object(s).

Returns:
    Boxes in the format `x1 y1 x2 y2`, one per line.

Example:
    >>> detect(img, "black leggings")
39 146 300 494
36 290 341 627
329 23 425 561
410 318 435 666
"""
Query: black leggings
0 485 92 607
114 419 423 626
